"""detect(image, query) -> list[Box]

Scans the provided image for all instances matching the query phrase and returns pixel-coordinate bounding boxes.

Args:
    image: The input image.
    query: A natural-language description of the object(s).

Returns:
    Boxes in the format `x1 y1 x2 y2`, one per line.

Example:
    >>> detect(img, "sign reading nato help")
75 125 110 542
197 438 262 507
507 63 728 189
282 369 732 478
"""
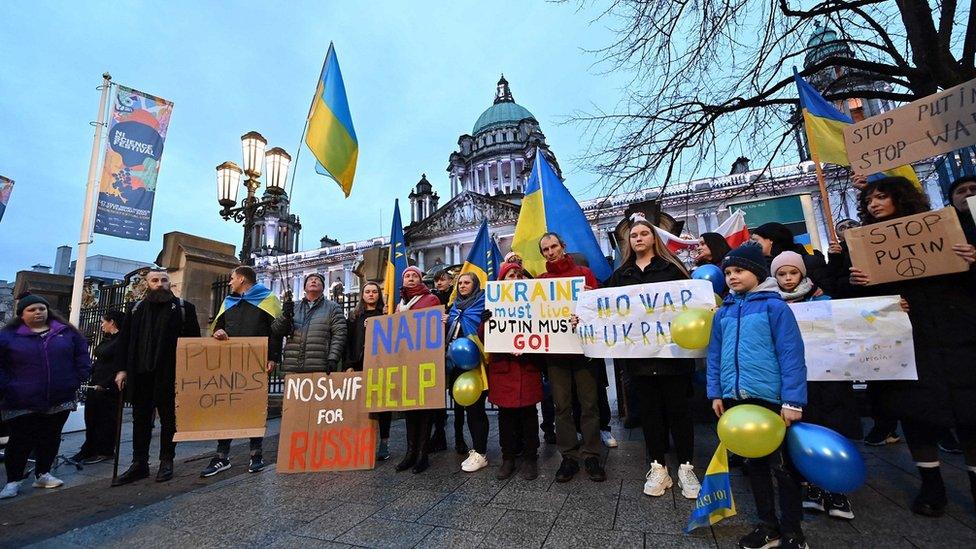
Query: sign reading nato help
93 86 173 241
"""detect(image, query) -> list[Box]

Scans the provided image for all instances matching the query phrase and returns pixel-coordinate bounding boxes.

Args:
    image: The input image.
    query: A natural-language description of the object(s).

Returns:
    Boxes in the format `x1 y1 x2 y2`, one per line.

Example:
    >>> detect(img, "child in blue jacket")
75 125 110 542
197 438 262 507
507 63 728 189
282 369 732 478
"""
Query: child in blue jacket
707 242 808 549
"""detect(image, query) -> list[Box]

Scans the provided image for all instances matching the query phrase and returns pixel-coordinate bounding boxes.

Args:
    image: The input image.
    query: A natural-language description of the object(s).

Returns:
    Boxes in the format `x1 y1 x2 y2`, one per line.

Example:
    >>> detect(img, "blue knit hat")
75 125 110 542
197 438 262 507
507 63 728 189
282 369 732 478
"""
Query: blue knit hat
721 242 769 280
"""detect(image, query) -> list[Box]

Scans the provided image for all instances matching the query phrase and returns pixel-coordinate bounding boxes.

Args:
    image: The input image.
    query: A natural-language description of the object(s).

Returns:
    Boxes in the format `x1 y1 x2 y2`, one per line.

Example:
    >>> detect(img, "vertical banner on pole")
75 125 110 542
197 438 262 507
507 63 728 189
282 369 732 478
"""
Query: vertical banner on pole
0 176 14 222
93 86 173 241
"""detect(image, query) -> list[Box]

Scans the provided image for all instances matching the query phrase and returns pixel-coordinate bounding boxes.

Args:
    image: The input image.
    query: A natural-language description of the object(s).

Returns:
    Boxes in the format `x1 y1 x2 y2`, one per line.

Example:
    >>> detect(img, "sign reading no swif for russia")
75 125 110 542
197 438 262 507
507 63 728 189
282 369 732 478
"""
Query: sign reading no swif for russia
363 307 446 412
485 277 585 354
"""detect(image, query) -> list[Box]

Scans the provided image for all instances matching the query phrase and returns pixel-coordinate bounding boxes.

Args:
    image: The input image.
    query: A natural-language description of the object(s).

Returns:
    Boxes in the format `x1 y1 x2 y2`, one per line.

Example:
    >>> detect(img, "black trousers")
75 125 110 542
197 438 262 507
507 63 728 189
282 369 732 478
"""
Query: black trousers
4 411 70 481
80 388 118 457
903 420 976 465
404 410 432 456
459 392 489 454
373 411 392 440
216 437 263 457
725 398 803 536
130 372 176 463
633 374 694 464
499 406 540 459
540 371 555 436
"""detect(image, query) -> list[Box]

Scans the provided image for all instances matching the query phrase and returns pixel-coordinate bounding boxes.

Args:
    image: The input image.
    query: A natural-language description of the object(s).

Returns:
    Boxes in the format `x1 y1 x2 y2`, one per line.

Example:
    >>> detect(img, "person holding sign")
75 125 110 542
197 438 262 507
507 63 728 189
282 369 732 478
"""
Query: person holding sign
200 266 282 478
537 232 607 483
393 266 442 474
948 175 976 292
604 215 701 499
271 273 347 374
346 281 393 461
827 176 976 517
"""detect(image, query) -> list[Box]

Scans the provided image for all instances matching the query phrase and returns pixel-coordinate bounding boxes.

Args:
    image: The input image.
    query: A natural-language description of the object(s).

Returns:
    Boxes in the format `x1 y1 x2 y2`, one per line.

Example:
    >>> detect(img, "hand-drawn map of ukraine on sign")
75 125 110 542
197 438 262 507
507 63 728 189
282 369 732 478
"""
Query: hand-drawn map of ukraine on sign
844 207 970 285
277 372 378 473
845 77 976 175
484 277 585 354
574 280 716 359
363 307 446 412
173 337 268 442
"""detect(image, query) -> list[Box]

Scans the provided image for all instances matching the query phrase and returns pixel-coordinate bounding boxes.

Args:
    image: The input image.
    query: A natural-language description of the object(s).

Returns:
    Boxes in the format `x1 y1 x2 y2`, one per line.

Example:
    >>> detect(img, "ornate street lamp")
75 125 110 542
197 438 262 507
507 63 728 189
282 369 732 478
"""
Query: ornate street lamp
216 131 291 264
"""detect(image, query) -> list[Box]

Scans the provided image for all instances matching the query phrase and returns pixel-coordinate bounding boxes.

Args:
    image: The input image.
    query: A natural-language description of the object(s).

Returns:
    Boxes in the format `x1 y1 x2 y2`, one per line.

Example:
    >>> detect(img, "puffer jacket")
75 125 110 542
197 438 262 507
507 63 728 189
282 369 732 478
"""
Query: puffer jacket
0 320 91 411
706 278 807 408
272 297 347 373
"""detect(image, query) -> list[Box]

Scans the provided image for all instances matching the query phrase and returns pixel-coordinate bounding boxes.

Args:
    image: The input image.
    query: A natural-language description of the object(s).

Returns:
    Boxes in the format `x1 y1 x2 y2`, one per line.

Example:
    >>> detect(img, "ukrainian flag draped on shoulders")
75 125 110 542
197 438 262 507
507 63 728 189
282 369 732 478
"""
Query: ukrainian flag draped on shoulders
512 149 612 281
306 43 358 197
794 70 920 187
448 219 499 305
685 442 737 532
383 200 408 310
210 284 282 331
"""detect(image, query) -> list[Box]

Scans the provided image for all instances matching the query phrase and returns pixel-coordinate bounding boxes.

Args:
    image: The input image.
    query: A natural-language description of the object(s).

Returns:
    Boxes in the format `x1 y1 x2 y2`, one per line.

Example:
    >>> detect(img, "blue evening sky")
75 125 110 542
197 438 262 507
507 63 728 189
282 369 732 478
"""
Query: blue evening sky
0 0 750 280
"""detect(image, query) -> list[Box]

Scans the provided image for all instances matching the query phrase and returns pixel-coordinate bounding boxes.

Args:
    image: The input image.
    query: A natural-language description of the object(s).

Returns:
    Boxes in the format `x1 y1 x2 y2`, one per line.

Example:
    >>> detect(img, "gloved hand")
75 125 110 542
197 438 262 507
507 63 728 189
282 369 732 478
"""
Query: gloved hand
283 300 295 319
325 359 339 371
480 309 492 322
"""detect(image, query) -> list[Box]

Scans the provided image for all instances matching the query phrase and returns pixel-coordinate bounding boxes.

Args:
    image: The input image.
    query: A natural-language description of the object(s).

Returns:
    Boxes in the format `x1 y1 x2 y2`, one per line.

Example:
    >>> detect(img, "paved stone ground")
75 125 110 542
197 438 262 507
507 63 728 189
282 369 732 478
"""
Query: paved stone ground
3 414 976 548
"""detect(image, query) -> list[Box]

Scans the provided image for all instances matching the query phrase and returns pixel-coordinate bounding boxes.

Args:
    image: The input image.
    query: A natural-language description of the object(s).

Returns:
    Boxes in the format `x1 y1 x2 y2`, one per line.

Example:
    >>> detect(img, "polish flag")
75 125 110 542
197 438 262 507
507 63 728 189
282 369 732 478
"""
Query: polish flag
654 211 749 254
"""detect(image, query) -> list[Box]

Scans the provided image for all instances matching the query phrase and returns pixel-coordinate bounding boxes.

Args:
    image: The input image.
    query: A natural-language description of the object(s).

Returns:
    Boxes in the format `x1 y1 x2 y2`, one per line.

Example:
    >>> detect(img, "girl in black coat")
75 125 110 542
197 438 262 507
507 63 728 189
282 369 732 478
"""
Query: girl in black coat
345 282 391 461
73 310 125 463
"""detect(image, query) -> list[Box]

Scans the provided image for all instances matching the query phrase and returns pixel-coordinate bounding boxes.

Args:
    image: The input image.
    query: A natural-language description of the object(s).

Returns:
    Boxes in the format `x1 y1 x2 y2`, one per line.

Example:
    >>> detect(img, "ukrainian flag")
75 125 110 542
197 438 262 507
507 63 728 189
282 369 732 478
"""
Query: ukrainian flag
306 43 358 197
794 71 920 186
511 149 611 281
685 443 737 533
210 284 282 332
449 219 499 304
383 199 408 310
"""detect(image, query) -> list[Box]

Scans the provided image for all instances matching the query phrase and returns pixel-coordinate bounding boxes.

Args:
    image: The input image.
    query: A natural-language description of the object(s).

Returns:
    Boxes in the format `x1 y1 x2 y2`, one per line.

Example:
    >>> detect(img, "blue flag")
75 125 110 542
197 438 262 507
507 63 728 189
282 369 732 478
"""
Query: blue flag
383 200 408 309
449 219 500 304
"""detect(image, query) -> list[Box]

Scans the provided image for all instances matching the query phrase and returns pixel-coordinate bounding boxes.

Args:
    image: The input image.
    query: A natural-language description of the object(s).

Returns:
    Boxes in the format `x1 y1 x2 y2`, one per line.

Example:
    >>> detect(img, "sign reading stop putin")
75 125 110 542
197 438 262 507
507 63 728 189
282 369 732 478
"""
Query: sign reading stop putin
845 207 970 285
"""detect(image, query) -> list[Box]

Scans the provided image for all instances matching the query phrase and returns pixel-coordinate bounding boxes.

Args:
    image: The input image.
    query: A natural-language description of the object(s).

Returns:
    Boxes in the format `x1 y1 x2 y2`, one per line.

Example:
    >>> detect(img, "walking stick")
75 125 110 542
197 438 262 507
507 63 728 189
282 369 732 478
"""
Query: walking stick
111 385 124 485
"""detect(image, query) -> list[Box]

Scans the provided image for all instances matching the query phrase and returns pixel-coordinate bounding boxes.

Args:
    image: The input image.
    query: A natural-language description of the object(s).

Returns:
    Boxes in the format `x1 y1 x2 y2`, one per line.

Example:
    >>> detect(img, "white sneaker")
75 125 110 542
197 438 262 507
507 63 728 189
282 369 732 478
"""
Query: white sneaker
32 473 64 489
600 431 618 448
643 461 672 496
0 481 20 499
460 450 488 472
677 463 701 499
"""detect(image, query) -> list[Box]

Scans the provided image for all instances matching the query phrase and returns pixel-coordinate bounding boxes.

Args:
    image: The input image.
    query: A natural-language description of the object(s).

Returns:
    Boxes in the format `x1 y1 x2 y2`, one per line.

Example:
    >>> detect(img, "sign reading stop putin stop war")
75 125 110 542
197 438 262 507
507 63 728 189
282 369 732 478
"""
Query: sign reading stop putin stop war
845 207 970 285
277 372 377 473
363 307 446 412
173 337 268 442
845 77 976 174
484 277 585 354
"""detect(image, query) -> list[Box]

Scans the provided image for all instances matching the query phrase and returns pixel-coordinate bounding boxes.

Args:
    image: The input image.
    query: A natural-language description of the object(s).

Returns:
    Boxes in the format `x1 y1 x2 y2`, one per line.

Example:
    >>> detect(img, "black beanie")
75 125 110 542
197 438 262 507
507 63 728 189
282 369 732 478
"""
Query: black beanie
721 242 770 281
948 175 976 197
303 273 325 288
16 293 50 316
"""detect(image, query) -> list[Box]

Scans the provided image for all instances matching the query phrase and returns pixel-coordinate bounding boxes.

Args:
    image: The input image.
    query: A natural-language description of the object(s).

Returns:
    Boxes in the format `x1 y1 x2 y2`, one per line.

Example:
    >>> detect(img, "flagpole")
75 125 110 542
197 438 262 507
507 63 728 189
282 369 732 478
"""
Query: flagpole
69 72 112 326
812 160 838 243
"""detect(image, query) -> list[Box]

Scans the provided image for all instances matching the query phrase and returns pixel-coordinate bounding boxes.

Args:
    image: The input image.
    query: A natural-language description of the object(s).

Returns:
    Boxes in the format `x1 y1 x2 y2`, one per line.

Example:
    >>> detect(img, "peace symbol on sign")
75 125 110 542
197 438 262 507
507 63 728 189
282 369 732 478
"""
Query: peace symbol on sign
895 257 926 278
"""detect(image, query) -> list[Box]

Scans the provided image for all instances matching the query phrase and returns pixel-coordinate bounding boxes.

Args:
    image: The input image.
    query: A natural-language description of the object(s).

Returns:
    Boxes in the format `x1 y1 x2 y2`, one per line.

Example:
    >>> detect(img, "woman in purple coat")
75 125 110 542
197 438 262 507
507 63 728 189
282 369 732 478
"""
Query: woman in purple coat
0 294 91 499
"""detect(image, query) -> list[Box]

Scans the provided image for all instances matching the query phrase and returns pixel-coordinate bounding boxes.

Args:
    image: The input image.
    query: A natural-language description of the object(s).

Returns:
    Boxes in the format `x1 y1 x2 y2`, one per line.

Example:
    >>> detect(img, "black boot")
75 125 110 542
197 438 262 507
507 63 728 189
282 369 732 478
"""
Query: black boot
455 432 469 455
413 412 432 474
428 426 447 453
155 459 174 482
496 458 516 480
911 466 947 517
112 461 149 486
396 416 417 472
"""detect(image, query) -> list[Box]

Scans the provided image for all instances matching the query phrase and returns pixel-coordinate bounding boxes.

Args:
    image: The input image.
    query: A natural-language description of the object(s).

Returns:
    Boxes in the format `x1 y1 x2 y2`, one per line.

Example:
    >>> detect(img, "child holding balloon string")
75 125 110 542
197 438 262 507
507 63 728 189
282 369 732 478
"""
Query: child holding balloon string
707 242 809 549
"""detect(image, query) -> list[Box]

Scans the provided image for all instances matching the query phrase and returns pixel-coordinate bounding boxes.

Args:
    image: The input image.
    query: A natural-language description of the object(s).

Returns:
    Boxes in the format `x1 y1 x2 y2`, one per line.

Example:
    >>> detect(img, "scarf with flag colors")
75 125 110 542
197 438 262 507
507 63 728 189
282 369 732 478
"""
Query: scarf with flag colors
210 284 282 331
306 43 358 197
512 149 612 281
793 71 920 187
685 442 737 533
448 219 500 304
383 200 408 312
654 211 749 254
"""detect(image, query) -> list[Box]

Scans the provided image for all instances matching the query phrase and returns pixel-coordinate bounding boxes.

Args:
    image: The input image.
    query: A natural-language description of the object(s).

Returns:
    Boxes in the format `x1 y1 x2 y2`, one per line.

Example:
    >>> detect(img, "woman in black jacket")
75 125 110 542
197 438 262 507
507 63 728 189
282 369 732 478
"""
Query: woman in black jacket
345 282 391 461
694 232 732 267
72 310 125 464
605 216 701 500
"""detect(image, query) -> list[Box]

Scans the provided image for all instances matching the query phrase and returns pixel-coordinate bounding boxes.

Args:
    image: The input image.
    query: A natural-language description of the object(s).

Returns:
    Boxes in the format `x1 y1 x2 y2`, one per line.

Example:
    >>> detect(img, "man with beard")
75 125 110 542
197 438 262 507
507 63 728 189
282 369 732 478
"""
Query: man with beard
113 269 201 485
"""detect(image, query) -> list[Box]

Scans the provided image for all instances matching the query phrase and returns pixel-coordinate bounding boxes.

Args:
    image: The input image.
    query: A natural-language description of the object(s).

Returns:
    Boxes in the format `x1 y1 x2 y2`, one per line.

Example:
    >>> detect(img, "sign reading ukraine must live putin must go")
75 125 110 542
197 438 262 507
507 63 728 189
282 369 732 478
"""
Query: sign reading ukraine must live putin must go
362 307 446 412
484 277 585 354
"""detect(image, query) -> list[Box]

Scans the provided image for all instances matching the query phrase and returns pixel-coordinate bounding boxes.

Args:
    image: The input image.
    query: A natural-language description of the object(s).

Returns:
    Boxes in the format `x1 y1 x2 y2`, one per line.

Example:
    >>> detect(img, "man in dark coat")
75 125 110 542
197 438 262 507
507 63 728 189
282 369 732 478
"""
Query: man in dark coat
271 273 346 373
113 269 200 485
200 266 282 478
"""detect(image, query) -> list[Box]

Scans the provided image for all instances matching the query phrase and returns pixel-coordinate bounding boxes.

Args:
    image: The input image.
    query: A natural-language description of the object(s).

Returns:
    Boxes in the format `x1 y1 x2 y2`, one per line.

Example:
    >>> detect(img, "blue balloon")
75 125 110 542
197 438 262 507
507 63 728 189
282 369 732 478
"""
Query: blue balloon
692 264 726 294
787 423 866 493
448 338 481 370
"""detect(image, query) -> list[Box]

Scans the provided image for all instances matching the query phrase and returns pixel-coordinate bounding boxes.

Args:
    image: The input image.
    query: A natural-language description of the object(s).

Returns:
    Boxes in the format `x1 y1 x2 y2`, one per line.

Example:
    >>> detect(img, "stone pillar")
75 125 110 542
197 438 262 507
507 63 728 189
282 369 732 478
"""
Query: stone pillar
474 164 481 193
708 212 719 230
509 158 516 191
444 245 452 264
417 249 426 271
453 244 462 263
343 261 355 292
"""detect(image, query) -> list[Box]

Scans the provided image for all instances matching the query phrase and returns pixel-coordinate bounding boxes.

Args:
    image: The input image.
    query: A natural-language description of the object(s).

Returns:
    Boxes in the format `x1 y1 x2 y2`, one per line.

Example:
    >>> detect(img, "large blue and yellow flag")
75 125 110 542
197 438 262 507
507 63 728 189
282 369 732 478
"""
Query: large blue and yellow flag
383 199 408 310
210 284 282 332
794 71 919 186
685 442 737 533
449 219 500 304
512 149 611 281
306 43 358 197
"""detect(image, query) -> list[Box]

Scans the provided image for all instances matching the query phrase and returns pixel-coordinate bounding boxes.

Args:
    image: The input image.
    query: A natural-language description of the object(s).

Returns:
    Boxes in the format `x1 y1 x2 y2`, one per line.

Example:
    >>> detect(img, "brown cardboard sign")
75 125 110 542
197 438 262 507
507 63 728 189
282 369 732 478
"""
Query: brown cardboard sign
362 307 446 412
276 372 377 473
845 78 976 174
845 207 970 285
173 337 268 442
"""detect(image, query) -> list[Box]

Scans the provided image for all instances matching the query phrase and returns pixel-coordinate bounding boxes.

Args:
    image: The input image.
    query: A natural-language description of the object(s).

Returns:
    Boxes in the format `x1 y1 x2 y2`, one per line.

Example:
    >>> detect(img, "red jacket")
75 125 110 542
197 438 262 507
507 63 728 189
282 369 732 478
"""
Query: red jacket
487 352 543 408
537 255 599 289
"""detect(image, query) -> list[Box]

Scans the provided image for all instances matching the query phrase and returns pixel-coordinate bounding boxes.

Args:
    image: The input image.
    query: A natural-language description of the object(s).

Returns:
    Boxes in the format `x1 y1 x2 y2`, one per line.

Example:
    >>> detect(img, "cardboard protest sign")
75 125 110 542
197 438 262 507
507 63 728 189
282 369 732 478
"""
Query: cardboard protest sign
173 337 268 442
363 307 446 412
484 277 585 354
791 296 917 381
845 77 976 174
277 372 377 473
574 280 716 359
845 207 970 285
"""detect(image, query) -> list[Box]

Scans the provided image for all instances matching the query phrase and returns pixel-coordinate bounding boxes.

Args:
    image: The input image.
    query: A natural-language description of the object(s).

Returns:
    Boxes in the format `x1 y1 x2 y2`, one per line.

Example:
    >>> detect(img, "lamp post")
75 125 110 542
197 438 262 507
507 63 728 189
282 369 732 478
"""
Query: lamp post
216 131 291 264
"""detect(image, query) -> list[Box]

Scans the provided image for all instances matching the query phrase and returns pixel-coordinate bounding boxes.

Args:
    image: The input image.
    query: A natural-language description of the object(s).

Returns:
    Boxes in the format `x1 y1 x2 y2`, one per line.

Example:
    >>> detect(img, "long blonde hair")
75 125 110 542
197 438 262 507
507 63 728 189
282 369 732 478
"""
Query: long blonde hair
623 219 690 278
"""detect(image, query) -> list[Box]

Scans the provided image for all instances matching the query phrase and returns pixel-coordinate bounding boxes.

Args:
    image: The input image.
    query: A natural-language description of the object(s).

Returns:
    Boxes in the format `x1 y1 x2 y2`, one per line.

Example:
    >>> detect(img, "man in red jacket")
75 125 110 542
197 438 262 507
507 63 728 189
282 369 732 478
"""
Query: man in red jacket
536 233 606 482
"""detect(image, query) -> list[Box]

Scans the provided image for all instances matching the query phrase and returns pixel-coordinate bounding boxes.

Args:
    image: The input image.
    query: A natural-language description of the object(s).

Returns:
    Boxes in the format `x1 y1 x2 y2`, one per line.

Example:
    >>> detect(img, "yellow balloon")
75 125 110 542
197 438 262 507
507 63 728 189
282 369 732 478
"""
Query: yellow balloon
715 293 723 307
453 370 484 407
671 308 714 349
717 404 786 458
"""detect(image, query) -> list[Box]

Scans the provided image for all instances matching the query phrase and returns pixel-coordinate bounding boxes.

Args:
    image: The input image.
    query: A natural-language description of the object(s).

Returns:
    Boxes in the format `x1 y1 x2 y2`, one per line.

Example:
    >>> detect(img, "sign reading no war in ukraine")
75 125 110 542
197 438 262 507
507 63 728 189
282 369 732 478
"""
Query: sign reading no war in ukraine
484 277 585 354
574 280 716 359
